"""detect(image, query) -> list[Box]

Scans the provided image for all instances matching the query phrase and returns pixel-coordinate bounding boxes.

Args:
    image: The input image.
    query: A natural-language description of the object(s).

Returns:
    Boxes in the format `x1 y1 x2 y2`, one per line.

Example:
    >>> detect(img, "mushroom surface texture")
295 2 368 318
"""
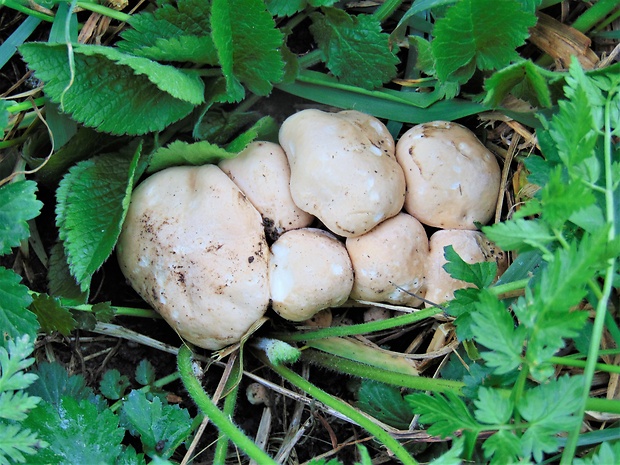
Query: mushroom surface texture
346 213 429 307
269 228 354 321
279 109 406 237
219 141 314 241
116 165 270 350
395 121 501 229
424 229 493 306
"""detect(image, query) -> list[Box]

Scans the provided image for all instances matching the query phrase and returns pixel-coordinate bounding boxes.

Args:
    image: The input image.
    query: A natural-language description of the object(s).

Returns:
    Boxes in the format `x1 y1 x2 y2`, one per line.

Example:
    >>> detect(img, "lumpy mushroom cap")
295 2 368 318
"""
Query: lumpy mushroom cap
346 213 429 307
424 229 491 306
279 109 406 237
395 121 501 229
116 165 270 350
269 228 354 321
219 141 314 240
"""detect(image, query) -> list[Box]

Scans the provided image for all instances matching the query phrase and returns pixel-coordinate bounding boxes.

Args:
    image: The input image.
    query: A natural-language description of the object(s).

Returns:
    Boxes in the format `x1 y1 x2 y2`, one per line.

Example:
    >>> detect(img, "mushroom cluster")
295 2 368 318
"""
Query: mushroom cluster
117 109 503 350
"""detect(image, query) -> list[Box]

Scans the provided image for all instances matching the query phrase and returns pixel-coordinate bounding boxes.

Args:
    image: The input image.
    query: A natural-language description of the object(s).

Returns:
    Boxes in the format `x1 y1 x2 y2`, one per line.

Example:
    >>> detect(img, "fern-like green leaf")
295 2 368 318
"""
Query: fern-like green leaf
56 147 141 292
0 423 47 465
0 180 43 255
19 43 205 135
0 268 39 348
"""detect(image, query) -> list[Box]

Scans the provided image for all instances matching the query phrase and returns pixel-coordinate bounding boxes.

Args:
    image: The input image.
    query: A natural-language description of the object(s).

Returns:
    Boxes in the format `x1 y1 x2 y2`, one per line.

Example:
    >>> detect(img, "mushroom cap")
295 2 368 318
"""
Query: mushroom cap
424 229 490 306
395 121 500 229
279 109 406 237
116 164 270 350
346 212 429 307
219 141 314 241
269 228 354 321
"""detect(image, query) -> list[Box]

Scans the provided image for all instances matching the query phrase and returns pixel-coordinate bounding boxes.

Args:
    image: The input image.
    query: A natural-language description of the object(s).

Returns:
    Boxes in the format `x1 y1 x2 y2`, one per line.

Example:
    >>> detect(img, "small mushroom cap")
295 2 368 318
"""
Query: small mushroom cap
116 165 270 350
395 121 501 229
279 109 406 237
346 213 429 307
269 228 354 321
219 141 314 240
424 229 491 306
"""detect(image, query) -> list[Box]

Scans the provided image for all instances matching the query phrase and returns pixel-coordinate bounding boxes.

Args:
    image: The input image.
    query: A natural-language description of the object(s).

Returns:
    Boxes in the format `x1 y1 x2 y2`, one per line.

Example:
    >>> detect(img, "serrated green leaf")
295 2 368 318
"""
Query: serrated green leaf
0 390 41 421
0 423 46 465
135 360 156 386
406 391 480 437
211 0 285 100
116 446 147 465
27 362 92 409
23 396 124 464
310 9 398 89
481 430 521 464
225 116 278 153
356 380 414 430
0 180 43 255
473 387 513 424
431 0 536 83
56 146 141 291
574 441 620 465
92 302 115 323
100 370 130 400
20 43 204 135
29 293 76 336
446 288 480 341
118 0 218 64
0 267 39 348
147 139 235 173
120 390 192 459
483 60 552 108
428 436 465 465
47 242 87 304
265 0 306 16
482 218 555 252
443 245 497 289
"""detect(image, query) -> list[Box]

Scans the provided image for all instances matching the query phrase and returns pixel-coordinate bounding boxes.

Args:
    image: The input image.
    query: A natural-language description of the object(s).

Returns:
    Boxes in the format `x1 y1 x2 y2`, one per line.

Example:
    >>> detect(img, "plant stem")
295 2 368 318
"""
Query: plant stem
264 356 419 465
178 345 278 464
2 0 55 21
372 0 405 22
6 98 47 113
571 0 620 33
550 356 620 375
75 1 131 22
213 382 240 465
489 278 530 297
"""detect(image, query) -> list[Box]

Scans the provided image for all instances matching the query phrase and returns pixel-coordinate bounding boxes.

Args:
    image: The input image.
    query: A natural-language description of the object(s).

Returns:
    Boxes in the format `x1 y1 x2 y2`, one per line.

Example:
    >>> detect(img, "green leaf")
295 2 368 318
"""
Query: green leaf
47 242 87 304
473 387 513 424
29 293 76 336
0 180 43 255
0 423 46 465
0 100 11 132
442 245 497 289
211 0 285 100
446 288 480 340
0 390 41 421
482 218 555 252
481 430 521 464
56 146 141 291
0 336 37 393
27 362 92 410
100 370 131 400
356 380 414 430
483 60 552 108
265 0 305 16
116 446 147 465
135 360 156 386
225 116 278 153
0 267 39 348
118 0 218 64
310 9 398 89
120 390 192 459
19 43 204 135
406 391 480 438
431 0 537 82
147 139 235 173
574 441 620 465
23 396 124 464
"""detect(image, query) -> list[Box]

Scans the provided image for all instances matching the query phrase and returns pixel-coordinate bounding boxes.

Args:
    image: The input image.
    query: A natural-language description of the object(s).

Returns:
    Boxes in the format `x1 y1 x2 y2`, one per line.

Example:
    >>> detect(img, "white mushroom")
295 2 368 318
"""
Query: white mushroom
269 228 354 321
346 213 428 307
395 121 501 229
116 165 270 350
219 141 314 240
279 109 406 237
424 229 493 306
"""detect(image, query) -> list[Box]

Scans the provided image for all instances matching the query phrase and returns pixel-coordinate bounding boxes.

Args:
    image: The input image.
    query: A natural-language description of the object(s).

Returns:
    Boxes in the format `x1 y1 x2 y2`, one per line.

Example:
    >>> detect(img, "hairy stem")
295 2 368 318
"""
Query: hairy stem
213 382 240 465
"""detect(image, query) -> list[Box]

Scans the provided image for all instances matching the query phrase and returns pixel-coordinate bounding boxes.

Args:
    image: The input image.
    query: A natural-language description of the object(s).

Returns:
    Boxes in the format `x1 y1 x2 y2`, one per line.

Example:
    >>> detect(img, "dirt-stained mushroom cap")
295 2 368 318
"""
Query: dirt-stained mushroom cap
269 228 354 321
395 121 500 229
116 165 270 350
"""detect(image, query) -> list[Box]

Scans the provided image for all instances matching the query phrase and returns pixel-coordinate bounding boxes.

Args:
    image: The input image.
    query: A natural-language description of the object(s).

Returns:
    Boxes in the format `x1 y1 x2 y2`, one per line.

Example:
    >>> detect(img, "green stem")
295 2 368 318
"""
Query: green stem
2 0 55 21
29 292 159 318
213 382 240 465
372 0 405 22
263 355 419 465
0 136 27 149
178 345 278 464
109 371 180 412
6 98 47 113
297 50 322 69
489 278 530 297
75 1 131 22
550 356 620 375
571 0 620 33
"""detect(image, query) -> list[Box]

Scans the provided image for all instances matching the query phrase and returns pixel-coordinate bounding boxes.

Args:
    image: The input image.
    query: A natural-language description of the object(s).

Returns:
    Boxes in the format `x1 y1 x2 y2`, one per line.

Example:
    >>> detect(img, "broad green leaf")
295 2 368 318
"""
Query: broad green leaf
211 0 285 100
118 0 218 64
431 0 537 82
27 362 92 410
120 390 192 459
442 245 497 289
100 370 130 400
29 293 76 336
147 140 235 173
23 396 124 464
0 267 39 349
265 0 306 16
395 0 458 32
47 242 87 304
356 380 414 429
0 180 43 255
116 446 147 465
135 360 156 386
310 9 398 89
406 391 480 438
56 146 141 292
20 43 204 135
225 116 278 153
473 387 513 424
483 60 552 108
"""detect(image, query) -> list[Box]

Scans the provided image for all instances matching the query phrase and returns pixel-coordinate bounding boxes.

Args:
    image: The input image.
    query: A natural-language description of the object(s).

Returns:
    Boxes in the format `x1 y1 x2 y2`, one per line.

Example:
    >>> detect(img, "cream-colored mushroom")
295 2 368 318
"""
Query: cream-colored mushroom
346 213 428 307
424 229 493 306
395 121 500 229
279 109 406 237
269 228 354 321
219 141 314 240
116 165 270 350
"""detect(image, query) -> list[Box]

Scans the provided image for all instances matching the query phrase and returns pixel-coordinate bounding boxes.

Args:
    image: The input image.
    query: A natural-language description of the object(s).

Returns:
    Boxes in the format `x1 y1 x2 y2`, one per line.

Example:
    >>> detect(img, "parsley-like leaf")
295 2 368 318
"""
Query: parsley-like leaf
0 267 39 348
310 8 398 89
431 0 536 83
481 430 521 465
406 391 480 437
0 180 43 255
473 387 513 424
483 218 555 252
443 245 497 289
574 441 620 465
